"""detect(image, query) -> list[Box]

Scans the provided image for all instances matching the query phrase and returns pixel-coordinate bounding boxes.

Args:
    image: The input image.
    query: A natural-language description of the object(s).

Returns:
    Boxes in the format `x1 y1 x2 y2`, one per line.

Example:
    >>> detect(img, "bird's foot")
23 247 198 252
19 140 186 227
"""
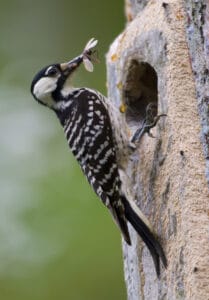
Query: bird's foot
130 103 166 145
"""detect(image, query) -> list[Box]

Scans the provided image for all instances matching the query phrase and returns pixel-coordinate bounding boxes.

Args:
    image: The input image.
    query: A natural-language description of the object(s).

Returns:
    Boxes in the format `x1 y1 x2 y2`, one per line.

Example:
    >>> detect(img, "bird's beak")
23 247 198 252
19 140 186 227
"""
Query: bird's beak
60 62 69 71
60 61 74 77
60 55 83 77
60 62 73 76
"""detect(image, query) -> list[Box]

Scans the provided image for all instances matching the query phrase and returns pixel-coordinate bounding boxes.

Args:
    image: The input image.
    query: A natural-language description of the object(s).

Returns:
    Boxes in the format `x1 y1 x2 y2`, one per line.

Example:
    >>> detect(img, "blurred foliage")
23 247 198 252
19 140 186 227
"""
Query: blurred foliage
0 1 126 299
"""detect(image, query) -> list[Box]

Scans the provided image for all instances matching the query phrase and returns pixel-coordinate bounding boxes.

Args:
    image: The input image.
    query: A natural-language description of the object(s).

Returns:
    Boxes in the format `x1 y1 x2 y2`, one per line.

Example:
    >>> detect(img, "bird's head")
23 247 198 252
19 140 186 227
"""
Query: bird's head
31 38 98 111
30 62 76 110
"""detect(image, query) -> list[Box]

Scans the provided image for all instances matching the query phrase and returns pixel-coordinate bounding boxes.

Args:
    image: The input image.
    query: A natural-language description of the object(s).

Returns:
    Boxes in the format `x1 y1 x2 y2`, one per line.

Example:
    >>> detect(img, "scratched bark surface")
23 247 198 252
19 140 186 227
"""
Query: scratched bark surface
106 1 209 299
183 0 209 183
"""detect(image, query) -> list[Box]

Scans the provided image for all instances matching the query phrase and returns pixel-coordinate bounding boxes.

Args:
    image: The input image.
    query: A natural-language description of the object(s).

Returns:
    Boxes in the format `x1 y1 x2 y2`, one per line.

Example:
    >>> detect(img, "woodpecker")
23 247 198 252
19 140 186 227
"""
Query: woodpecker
31 39 167 276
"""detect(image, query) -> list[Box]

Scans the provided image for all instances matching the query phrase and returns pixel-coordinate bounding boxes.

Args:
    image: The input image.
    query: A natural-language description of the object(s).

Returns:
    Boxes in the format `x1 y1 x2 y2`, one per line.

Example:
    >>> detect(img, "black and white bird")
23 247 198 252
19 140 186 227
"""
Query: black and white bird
31 39 167 276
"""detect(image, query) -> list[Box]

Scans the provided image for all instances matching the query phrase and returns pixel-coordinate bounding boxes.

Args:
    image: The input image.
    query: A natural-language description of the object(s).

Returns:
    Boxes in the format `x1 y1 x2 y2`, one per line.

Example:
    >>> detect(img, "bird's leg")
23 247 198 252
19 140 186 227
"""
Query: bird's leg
132 114 167 144
129 103 166 147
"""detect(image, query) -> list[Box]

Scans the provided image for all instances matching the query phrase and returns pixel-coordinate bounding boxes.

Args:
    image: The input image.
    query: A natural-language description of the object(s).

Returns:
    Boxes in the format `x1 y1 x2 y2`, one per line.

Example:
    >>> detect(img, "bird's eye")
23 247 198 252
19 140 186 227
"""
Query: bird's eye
46 66 58 76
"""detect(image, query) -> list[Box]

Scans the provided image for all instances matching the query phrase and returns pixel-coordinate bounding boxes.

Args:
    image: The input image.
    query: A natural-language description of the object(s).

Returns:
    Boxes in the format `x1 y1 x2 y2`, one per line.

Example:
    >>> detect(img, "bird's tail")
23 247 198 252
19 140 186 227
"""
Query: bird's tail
122 195 167 277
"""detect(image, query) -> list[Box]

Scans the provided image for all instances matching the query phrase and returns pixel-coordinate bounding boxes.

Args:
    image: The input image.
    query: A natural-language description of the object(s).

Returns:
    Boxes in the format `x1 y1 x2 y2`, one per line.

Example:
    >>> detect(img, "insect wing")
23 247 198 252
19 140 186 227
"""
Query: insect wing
84 38 98 52
83 57 94 72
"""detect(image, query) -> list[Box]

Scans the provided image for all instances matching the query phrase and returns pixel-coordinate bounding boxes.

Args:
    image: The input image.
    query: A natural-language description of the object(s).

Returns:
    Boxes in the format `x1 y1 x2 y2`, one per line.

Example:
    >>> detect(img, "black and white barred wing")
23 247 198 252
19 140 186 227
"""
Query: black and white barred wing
82 163 131 244
64 89 131 244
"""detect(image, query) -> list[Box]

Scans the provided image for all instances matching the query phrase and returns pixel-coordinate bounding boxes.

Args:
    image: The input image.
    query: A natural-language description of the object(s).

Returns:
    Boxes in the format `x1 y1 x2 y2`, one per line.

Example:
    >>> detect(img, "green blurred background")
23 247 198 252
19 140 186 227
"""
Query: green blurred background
0 1 126 299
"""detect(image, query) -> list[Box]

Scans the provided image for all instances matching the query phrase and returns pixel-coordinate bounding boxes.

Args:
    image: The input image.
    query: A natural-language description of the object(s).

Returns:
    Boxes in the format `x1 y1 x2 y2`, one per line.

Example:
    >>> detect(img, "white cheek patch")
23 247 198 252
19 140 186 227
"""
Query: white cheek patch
33 77 58 107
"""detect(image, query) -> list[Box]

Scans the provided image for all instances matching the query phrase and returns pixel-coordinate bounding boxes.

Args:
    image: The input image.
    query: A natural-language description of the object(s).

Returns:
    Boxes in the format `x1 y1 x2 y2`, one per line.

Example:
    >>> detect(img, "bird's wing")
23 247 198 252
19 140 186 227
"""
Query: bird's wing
65 89 131 243
81 163 131 245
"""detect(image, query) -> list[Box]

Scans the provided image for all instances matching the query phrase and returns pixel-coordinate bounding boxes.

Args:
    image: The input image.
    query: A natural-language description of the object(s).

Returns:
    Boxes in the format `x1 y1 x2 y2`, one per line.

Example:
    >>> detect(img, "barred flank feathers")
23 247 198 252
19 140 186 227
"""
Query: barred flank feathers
122 196 167 277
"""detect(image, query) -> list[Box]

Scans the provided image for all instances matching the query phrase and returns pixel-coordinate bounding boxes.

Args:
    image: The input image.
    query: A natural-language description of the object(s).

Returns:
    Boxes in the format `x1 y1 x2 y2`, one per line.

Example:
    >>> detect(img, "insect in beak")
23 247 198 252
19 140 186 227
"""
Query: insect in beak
60 38 99 76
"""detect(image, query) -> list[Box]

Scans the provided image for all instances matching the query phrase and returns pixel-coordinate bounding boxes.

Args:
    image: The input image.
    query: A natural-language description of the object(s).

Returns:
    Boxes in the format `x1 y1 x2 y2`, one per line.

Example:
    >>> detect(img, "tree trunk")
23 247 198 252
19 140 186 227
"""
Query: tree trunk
106 1 209 299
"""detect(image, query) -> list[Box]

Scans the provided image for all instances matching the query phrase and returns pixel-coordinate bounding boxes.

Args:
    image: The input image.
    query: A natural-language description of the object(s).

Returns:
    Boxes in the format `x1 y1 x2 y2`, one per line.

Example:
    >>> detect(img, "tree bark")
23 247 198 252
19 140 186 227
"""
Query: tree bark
106 1 209 299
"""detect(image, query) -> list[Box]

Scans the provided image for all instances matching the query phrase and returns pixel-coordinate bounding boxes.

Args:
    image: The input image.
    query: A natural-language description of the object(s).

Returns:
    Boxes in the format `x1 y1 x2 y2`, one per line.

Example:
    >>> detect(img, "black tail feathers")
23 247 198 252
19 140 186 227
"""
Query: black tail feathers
122 196 167 277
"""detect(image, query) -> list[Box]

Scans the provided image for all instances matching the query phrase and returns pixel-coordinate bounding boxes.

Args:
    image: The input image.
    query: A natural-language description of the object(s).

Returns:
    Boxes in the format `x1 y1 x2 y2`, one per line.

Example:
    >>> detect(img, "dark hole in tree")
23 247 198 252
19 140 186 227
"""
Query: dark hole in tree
123 60 158 128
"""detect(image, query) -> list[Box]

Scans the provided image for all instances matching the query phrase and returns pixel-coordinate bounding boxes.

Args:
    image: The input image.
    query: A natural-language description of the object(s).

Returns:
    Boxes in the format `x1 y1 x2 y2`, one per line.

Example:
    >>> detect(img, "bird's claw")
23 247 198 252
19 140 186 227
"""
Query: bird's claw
131 113 167 145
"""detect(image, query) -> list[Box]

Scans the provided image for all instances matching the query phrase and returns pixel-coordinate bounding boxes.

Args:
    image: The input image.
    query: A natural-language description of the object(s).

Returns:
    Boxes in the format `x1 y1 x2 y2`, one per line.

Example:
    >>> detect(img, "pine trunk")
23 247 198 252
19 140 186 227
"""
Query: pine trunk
106 1 209 299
